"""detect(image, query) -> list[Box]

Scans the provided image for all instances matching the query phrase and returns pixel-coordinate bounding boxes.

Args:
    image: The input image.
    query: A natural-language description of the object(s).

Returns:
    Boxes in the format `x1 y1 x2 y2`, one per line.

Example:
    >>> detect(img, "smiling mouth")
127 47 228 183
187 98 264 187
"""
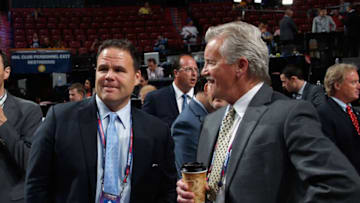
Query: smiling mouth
206 77 215 84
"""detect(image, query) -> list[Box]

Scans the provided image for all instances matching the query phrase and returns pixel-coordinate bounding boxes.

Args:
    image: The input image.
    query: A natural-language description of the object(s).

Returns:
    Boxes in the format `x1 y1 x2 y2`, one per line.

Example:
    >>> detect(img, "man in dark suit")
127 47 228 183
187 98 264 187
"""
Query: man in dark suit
343 4 360 57
280 64 326 107
142 54 198 128
25 39 177 203
317 63 360 175
0 51 42 203
171 77 226 177
280 9 298 56
177 21 360 203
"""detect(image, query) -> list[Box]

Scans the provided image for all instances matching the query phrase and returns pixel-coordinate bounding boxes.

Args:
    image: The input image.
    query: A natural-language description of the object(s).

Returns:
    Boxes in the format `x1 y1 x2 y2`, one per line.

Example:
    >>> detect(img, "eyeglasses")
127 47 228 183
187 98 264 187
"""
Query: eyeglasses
180 67 199 74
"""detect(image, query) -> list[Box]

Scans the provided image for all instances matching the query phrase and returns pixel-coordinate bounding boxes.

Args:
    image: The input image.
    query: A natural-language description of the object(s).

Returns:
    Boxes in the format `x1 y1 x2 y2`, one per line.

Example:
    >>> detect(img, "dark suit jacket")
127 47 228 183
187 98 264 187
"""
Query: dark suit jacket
280 16 298 41
142 85 179 128
317 98 360 175
197 84 360 203
301 82 326 108
0 93 42 203
25 97 177 203
171 99 208 176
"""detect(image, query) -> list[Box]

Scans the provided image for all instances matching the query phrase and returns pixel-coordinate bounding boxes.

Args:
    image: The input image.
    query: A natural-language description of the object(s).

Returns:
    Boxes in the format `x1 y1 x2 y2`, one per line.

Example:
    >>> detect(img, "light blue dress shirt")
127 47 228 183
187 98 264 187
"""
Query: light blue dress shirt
95 95 132 203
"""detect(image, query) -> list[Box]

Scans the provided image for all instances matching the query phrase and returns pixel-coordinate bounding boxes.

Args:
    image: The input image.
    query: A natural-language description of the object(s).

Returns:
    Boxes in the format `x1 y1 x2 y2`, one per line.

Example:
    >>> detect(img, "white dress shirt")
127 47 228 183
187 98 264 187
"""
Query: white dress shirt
215 82 264 203
95 95 132 203
172 82 194 113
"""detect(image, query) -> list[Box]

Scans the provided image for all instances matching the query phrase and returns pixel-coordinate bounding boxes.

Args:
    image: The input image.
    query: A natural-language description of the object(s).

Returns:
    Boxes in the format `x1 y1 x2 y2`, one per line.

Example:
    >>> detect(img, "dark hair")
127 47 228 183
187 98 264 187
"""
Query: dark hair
194 77 207 94
0 50 10 69
97 39 140 71
173 54 194 71
69 82 86 97
147 58 157 64
281 64 304 80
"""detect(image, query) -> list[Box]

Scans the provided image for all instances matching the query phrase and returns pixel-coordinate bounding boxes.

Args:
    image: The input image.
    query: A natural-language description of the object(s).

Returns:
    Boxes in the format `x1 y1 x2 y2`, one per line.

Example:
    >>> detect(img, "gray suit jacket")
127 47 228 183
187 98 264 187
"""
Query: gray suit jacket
171 99 208 177
0 93 42 203
301 82 326 108
197 84 360 203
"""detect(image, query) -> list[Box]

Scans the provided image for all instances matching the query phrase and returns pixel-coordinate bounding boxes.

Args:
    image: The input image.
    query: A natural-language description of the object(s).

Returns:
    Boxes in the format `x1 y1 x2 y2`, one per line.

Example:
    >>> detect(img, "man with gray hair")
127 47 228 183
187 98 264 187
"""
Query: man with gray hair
317 63 360 175
176 21 360 203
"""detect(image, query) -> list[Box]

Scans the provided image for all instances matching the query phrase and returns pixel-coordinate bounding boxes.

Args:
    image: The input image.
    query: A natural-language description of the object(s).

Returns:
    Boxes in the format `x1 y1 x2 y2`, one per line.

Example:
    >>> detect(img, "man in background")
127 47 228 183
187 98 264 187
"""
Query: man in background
143 54 198 128
171 77 227 177
146 58 164 80
312 8 336 33
317 63 360 175
280 9 298 56
280 64 326 107
68 82 85 102
0 50 42 203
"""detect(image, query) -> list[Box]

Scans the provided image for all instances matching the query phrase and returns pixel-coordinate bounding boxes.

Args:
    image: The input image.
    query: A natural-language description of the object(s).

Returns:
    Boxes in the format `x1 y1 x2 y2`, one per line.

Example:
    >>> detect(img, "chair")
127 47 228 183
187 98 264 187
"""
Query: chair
63 29 73 36
87 29 97 35
15 41 27 48
69 41 81 48
78 47 88 55
74 29 85 35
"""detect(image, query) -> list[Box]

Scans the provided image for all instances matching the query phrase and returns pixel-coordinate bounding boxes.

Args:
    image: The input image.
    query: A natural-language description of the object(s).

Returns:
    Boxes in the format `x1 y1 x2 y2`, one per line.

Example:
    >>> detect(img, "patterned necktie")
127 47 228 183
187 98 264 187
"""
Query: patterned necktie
182 94 188 112
346 105 360 136
207 106 236 201
103 112 120 196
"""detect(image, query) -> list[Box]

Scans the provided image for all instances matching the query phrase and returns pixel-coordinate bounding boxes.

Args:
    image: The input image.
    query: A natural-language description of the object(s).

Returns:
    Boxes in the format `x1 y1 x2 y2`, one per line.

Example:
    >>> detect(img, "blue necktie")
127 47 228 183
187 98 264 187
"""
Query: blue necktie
182 94 188 111
103 112 120 196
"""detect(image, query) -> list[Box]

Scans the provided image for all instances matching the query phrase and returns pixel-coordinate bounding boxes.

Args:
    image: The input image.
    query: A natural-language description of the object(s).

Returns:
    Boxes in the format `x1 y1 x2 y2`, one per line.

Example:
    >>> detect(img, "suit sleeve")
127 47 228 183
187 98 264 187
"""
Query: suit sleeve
310 86 326 108
284 101 360 202
171 119 198 178
25 106 56 203
0 103 42 172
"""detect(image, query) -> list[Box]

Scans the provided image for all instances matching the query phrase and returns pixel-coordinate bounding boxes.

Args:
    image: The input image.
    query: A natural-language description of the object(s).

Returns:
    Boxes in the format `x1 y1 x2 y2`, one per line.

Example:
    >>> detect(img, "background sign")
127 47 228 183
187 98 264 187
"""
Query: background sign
11 49 71 74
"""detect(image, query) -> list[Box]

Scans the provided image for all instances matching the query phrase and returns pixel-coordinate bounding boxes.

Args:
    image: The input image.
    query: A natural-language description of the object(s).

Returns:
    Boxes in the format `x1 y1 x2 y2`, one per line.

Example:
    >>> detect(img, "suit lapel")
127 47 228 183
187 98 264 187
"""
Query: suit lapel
3 94 21 127
78 97 98 200
197 107 226 167
301 83 310 100
225 84 272 191
169 85 180 115
130 108 152 200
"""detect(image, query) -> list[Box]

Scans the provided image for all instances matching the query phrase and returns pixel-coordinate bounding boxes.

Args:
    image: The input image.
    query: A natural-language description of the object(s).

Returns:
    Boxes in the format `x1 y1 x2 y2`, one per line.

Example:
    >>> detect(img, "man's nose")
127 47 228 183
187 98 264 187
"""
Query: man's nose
201 65 208 76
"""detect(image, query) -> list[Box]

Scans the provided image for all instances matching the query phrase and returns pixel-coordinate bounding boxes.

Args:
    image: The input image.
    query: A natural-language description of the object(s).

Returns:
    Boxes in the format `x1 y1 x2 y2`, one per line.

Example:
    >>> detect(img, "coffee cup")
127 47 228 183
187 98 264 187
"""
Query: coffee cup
181 162 207 203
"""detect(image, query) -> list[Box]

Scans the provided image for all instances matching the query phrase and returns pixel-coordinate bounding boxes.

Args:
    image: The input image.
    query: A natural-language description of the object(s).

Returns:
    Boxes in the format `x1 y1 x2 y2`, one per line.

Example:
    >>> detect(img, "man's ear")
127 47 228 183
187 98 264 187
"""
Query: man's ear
134 70 141 85
203 82 209 96
334 81 341 90
290 76 298 81
4 66 10 81
173 69 178 78
235 57 249 77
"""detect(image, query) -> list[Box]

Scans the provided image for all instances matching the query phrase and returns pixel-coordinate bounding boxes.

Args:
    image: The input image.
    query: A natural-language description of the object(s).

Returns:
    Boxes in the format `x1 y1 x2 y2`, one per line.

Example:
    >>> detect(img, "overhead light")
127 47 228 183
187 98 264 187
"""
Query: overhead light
282 0 293 5
233 0 242 2
254 0 262 3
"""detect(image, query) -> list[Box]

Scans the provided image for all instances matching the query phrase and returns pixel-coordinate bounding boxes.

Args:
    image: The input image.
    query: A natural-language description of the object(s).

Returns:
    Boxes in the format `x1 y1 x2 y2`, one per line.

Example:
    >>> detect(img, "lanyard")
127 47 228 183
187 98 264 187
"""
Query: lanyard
97 112 133 185
207 142 233 188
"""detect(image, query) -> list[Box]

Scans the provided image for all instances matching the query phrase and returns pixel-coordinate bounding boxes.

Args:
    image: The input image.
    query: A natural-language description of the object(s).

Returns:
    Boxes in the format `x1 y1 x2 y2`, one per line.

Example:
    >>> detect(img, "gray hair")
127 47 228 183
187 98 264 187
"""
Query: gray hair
205 21 270 82
324 63 358 96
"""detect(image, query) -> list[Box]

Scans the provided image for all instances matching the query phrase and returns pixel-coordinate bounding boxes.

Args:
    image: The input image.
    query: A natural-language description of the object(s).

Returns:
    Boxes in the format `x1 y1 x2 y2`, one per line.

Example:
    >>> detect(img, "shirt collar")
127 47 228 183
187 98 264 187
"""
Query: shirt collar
232 82 264 117
172 82 194 100
95 94 131 129
298 81 306 96
193 97 208 113
331 96 349 112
